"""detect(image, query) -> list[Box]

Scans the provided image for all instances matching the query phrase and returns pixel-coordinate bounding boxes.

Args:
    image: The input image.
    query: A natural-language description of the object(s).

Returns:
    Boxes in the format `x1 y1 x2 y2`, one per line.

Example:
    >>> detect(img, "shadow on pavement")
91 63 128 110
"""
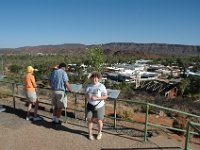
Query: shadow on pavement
1 104 159 144
1 104 148 142
101 147 182 150
2 105 89 139
32 119 89 139
3 105 27 118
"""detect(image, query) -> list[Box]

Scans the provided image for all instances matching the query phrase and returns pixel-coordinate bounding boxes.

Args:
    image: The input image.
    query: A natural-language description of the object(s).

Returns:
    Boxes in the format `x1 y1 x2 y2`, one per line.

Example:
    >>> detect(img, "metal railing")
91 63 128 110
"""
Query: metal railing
185 121 200 150
1 80 200 147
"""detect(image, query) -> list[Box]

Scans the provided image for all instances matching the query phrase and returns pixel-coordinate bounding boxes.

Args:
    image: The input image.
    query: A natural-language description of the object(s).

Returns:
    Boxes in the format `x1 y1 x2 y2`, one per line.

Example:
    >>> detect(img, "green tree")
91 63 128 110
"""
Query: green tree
87 45 104 72
188 76 200 95
178 78 190 96
9 65 23 73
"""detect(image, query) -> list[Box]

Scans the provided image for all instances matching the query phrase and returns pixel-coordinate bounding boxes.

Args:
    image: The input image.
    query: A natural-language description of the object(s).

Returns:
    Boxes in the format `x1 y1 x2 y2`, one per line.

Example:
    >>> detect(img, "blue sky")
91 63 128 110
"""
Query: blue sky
0 0 200 48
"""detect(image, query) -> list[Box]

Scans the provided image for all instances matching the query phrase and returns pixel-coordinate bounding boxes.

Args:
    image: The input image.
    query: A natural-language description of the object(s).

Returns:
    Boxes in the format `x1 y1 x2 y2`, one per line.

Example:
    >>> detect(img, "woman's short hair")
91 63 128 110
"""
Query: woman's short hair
90 71 101 79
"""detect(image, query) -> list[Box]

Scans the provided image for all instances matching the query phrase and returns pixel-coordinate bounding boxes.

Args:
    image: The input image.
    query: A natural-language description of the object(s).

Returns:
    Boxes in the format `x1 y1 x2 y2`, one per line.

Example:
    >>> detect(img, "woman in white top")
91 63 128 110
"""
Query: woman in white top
85 72 108 140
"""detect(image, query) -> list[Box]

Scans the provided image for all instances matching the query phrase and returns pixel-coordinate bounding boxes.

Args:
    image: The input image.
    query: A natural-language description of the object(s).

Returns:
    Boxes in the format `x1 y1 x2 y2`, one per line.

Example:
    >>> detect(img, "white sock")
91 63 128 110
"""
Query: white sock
52 115 57 122
55 117 59 123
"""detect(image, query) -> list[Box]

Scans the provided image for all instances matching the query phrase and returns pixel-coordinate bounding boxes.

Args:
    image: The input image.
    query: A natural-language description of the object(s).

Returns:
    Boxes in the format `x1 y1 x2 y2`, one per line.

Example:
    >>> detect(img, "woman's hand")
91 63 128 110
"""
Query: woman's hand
91 95 98 101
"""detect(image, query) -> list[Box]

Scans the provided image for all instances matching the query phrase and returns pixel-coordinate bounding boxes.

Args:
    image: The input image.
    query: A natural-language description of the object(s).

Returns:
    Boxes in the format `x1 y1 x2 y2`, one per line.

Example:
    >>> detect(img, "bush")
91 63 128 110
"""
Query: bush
141 105 158 114
117 107 134 120
172 116 187 136
0 86 12 98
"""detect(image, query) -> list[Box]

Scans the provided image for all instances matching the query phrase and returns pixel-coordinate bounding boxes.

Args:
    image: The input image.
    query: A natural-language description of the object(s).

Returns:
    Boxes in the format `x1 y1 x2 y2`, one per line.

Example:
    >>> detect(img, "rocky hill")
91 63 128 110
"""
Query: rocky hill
0 42 200 56
103 42 200 56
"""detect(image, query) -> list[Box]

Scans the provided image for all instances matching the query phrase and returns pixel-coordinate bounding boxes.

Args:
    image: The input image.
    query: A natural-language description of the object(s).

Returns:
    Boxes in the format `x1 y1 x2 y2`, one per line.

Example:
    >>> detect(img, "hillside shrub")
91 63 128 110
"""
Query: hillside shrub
0 86 12 98
172 115 188 136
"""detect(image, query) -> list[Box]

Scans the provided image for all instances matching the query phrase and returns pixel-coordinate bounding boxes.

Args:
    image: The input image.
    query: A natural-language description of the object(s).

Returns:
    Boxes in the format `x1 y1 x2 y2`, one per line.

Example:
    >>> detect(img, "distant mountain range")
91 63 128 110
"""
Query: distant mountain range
0 42 200 57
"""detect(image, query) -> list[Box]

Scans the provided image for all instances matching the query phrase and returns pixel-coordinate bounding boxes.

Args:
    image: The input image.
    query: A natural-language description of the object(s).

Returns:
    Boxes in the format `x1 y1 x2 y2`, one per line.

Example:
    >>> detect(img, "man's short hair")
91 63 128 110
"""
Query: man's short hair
58 63 66 68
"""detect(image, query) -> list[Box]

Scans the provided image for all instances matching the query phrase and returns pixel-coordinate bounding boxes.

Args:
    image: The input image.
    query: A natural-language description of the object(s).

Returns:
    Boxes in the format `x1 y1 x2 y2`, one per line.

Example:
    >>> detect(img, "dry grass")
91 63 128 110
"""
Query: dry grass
0 86 12 98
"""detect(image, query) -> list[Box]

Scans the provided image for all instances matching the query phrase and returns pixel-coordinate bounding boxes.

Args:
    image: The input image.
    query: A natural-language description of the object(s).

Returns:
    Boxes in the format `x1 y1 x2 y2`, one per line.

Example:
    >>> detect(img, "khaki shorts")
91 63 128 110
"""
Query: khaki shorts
25 91 37 103
87 105 105 120
51 91 67 108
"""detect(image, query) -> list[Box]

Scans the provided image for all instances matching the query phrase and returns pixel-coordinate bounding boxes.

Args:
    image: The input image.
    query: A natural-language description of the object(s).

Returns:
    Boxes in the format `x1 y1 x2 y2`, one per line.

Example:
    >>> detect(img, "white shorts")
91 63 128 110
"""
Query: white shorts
25 91 37 103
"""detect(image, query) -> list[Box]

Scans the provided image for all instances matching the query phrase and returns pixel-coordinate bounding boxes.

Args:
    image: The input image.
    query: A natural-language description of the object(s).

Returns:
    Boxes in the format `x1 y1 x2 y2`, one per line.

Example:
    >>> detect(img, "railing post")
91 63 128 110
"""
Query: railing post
144 103 149 143
114 98 117 129
64 93 68 123
74 93 77 119
64 107 67 123
185 121 191 150
85 97 87 121
12 83 16 109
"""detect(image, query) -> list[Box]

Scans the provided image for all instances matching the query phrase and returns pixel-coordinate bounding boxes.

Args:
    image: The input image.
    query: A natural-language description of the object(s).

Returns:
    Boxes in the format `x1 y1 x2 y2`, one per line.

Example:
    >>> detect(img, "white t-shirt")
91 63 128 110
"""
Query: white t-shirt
86 82 107 109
